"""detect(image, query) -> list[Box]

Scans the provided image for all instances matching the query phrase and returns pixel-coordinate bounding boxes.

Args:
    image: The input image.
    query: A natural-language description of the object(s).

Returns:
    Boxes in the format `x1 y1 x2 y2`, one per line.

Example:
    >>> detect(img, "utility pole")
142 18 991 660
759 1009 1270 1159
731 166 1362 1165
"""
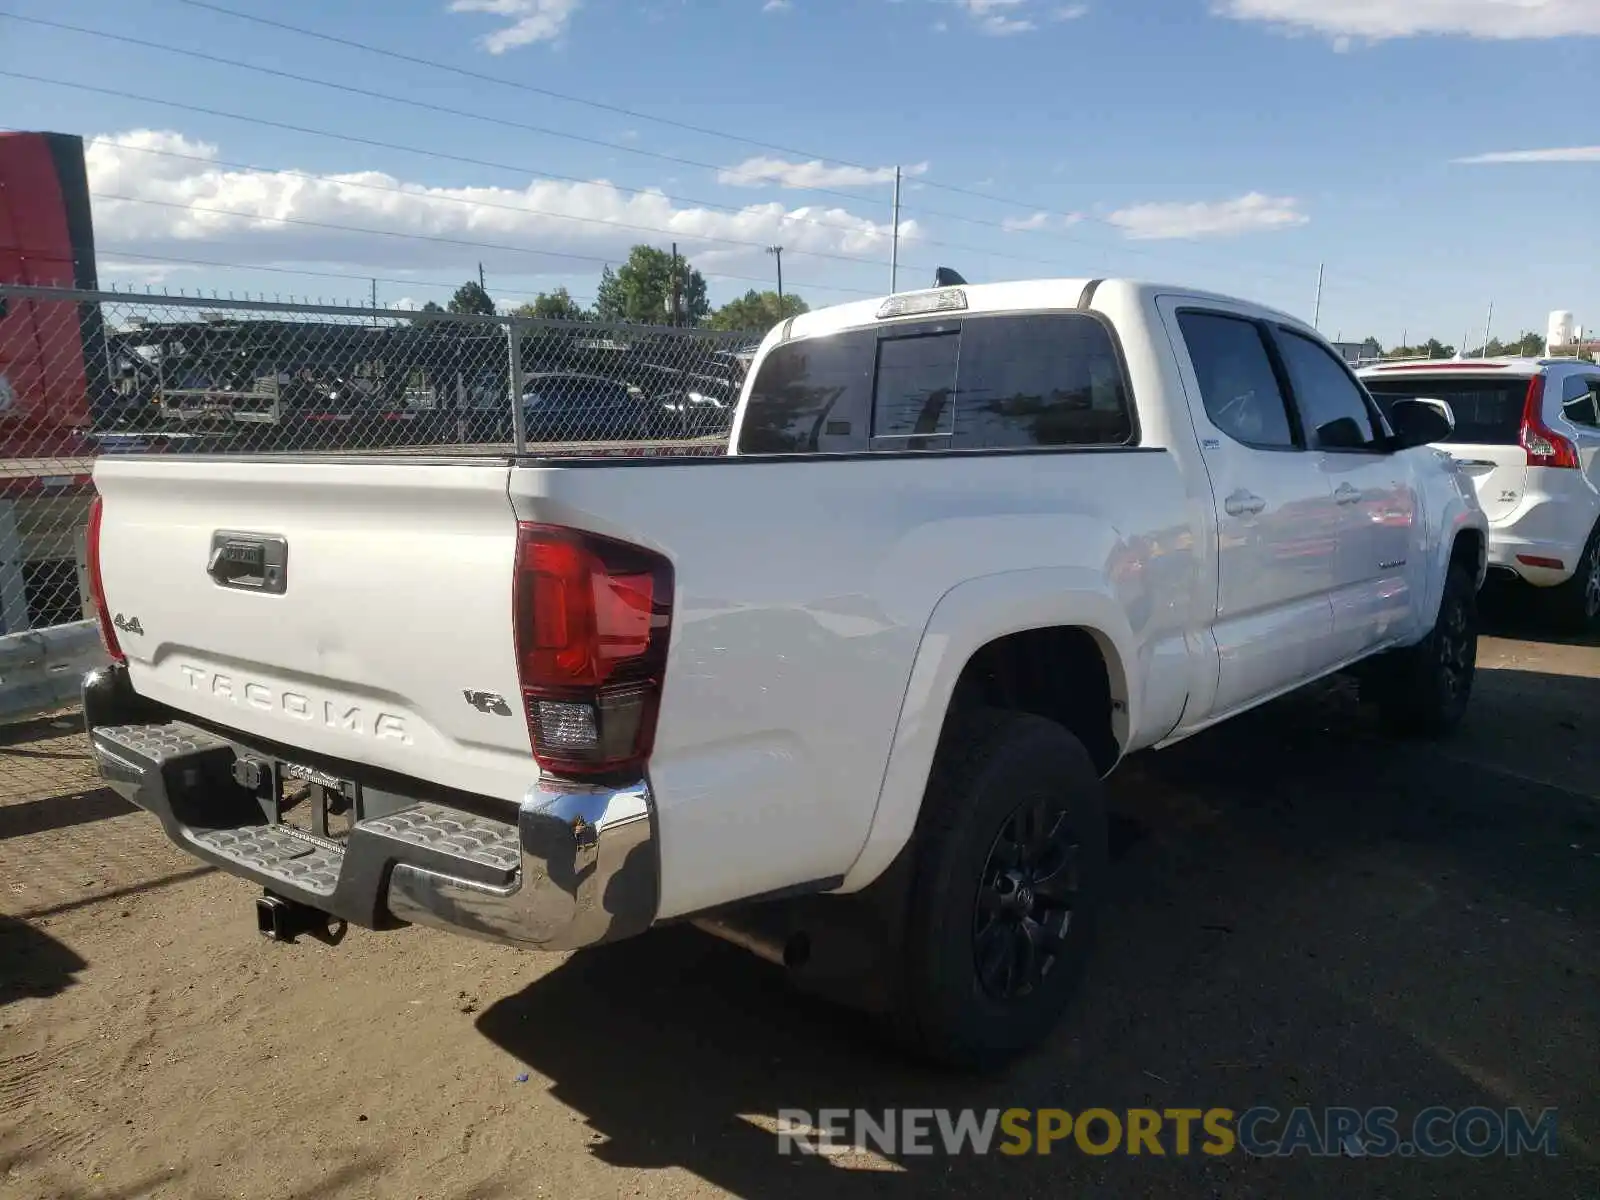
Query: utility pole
670 242 681 327
478 262 486 292
1483 298 1494 358
890 166 902 294
1312 262 1324 330
766 245 784 300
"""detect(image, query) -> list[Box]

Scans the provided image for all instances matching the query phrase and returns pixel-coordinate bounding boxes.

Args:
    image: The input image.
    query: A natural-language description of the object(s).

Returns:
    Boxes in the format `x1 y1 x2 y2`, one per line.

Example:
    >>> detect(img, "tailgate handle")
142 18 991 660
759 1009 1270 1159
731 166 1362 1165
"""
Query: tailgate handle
208 532 288 594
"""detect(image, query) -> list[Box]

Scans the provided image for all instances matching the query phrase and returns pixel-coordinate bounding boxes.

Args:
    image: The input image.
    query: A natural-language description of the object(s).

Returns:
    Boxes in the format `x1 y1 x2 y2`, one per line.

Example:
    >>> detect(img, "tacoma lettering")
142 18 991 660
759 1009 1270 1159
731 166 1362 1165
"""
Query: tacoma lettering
176 665 411 743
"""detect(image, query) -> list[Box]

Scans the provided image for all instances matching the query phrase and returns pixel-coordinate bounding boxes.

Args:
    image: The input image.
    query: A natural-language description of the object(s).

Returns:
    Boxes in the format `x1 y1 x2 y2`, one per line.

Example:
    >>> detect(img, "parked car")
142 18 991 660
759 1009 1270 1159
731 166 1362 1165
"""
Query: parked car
83 277 1486 1069
648 372 739 437
521 371 653 443
1360 357 1600 630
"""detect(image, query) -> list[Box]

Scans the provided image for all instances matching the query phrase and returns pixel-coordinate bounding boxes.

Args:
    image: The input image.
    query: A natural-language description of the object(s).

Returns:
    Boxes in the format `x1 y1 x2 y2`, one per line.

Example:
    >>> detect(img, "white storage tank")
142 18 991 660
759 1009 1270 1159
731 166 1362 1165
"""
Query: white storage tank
1548 310 1576 352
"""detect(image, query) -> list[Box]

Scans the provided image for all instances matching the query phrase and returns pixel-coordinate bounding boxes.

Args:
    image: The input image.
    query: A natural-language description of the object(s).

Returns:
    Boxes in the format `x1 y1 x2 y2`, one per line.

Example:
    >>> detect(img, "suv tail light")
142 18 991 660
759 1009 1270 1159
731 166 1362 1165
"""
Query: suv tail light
512 523 673 778
1520 376 1579 469
86 494 124 663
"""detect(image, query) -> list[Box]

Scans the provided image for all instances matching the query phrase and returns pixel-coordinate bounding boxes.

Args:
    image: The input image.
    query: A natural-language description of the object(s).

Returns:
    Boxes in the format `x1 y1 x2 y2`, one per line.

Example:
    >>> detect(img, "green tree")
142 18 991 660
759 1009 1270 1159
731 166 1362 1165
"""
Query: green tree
1513 330 1546 357
513 288 587 321
420 300 444 313
710 289 808 333
448 280 496 316
594 246 710 325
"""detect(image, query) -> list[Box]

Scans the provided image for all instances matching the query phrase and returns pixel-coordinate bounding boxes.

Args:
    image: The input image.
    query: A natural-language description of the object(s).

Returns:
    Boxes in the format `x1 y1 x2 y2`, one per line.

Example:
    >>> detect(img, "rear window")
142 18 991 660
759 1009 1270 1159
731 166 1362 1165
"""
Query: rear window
737 312 1133 455
1362 375 1533 445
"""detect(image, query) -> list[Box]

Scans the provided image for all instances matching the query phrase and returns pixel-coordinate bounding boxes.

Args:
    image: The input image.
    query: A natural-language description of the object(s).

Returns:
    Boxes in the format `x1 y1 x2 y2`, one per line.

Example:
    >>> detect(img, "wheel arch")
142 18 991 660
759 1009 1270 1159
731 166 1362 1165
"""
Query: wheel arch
836 569 1137 893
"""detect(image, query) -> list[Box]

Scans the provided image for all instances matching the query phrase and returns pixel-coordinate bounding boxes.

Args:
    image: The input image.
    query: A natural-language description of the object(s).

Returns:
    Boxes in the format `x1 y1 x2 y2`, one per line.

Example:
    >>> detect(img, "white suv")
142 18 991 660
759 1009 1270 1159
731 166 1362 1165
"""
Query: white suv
1361 357 1600 629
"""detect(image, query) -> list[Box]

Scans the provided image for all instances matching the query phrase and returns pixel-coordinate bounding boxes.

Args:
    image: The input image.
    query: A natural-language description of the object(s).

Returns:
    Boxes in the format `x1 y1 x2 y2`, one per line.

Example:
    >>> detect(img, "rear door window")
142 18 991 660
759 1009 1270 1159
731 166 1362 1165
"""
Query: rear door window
737 312 1133 455
1363 376 1532 445
1175 311 1296 449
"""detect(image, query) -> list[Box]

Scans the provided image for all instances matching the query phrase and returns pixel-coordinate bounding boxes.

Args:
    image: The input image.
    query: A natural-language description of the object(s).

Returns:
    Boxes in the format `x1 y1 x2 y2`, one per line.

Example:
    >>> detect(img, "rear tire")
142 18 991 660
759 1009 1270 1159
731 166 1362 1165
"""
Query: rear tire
1367 561 1478 737
892 709 1108 1071
1543 524 1600 634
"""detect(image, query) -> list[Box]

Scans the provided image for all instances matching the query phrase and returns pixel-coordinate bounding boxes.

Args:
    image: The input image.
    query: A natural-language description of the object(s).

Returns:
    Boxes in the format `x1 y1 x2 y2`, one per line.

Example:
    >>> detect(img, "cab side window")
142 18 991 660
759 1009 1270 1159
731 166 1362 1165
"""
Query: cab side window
1177 311 1296 449
1273 328 1382 451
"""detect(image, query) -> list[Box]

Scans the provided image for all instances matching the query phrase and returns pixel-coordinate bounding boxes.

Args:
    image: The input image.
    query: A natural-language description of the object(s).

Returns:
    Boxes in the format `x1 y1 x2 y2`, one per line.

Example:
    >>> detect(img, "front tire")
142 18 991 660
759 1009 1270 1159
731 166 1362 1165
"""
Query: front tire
1368 561 1478 737
893 709 1108 1071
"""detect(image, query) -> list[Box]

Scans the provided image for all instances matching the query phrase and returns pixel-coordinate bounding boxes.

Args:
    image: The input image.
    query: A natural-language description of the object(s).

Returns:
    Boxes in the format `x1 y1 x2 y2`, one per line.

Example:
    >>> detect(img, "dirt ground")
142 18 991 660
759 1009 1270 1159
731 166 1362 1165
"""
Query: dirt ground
2 602 1598 1199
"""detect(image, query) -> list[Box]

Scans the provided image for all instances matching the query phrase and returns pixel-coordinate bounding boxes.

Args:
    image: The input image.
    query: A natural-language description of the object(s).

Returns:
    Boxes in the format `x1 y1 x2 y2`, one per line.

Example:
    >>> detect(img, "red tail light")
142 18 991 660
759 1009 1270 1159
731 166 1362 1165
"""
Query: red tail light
1520 376 1578 469
86 494 124 663
512 523 673 777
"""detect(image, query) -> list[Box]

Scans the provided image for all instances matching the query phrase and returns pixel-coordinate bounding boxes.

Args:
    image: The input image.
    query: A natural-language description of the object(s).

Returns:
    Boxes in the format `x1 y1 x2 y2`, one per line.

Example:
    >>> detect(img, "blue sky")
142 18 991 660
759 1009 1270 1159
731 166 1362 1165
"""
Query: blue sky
1 0 1596 344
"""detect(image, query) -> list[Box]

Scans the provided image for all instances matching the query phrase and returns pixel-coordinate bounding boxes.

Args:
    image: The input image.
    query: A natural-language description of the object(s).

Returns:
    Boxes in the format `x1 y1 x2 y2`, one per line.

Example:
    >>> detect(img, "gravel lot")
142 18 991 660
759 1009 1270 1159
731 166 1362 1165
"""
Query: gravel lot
2 603 1597 1199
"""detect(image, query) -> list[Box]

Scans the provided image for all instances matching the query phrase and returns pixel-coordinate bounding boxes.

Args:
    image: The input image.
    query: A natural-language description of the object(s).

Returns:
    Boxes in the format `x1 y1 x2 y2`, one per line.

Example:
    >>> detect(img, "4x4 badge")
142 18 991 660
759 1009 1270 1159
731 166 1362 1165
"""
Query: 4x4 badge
113 613 144 636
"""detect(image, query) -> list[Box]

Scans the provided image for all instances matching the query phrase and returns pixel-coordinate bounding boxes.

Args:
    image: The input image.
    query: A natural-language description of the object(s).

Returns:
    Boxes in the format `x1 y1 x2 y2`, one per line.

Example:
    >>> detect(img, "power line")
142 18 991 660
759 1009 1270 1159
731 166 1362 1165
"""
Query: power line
134 3 1381 289
0 12 899 213
0 62 1364 293
87 192 886 296
1 70 1147 285
0 70 924 254
15 10 1100 257
165 0 897 177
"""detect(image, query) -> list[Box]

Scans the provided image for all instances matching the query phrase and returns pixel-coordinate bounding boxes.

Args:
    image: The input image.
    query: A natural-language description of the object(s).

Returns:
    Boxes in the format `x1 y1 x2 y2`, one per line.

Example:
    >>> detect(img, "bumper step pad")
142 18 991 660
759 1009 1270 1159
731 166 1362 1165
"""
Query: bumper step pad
194 825 344 897
89 719 520 926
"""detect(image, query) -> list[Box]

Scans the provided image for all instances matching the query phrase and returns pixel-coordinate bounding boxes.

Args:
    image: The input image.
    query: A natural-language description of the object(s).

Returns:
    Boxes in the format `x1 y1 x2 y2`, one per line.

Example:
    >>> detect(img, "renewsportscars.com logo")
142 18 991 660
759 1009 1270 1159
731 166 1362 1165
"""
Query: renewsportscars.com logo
775 1106 1560 1159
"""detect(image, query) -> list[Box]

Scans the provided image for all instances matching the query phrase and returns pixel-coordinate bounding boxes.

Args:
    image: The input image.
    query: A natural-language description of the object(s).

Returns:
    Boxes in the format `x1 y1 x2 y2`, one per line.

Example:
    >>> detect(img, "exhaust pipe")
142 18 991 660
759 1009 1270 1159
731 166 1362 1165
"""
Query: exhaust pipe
255 891 333 942
691 915 811 970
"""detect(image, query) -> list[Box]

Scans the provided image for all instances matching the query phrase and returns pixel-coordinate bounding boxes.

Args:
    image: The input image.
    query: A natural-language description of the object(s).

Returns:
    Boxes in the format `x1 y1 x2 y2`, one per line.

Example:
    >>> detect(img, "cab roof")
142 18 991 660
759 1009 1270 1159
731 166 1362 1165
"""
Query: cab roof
773 278 1308 346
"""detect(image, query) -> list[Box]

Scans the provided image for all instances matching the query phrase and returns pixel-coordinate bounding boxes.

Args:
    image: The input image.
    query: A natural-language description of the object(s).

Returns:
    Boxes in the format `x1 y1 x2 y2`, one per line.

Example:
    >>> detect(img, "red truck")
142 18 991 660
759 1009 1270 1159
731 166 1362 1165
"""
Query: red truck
0 132 101 641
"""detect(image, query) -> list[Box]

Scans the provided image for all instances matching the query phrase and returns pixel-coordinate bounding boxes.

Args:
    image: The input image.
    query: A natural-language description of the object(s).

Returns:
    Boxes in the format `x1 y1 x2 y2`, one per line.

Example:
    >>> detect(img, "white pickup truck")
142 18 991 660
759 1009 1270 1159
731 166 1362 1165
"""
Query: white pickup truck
84 278 1487 1068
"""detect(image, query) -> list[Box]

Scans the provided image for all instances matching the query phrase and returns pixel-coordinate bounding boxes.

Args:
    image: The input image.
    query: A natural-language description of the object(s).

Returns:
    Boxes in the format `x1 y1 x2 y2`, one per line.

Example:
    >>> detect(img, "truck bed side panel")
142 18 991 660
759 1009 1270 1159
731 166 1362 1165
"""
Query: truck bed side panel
512 450 1200 918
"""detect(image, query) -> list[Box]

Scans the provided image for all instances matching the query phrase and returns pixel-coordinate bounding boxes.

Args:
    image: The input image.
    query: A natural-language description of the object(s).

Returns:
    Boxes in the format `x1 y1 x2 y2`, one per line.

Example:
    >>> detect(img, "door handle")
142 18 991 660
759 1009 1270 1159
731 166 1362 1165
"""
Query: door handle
1334 483 1363 505
1224 489 1266 517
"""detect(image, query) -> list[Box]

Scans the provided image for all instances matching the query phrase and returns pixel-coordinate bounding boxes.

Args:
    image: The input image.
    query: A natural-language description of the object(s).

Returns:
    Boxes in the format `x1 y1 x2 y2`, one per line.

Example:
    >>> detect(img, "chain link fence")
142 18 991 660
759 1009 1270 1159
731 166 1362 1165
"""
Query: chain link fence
0 282 759 726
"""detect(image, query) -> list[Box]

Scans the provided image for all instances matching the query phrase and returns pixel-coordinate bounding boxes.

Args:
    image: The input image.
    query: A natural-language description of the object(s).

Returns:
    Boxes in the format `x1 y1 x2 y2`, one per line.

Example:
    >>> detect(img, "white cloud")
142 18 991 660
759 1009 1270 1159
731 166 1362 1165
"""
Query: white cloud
956 0 1036 34
1052 3 1090 18
763 0 792 10
1212 0 1600 42
1000 211 1083 232
448 0 582 53
1106 192 1309 240
719 157 930 189
1455 145 1600 163
85 130 918 279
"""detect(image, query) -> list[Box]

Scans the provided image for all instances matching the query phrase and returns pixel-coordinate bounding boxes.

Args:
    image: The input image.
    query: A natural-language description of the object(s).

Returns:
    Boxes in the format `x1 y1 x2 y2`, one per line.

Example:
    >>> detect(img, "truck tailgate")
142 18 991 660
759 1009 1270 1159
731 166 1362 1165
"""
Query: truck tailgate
93 456 533 803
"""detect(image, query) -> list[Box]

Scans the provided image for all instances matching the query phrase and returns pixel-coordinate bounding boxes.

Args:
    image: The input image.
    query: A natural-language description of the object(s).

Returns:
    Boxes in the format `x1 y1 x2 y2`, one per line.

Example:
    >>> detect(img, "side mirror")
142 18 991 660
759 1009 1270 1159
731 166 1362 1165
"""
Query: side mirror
1388 397 1455 449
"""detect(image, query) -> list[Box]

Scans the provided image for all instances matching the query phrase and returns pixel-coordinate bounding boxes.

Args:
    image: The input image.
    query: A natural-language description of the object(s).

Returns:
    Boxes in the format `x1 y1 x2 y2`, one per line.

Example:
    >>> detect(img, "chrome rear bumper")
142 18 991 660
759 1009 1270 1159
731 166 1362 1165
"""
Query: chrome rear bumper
386 780 655 950
83 665 658 952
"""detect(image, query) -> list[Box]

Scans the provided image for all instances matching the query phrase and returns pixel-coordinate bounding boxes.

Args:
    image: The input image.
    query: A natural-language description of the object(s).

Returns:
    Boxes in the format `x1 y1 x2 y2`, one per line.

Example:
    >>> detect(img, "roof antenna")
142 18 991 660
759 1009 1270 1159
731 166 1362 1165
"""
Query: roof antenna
933 267 967 288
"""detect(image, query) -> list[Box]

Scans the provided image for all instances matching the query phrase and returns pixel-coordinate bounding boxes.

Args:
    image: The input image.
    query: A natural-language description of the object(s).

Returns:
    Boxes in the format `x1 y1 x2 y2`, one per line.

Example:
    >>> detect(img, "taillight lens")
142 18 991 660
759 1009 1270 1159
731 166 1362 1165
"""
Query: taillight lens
513 523 672 778
1521 377 1579 469
86 494 125 662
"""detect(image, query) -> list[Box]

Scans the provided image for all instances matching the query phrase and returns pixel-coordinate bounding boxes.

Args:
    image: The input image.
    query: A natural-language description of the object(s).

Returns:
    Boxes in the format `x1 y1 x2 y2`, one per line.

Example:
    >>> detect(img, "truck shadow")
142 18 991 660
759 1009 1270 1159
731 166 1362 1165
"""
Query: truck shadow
0 786 133 840
1477 580 1600 648
0 913 87 1006
477 668 1598 1198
